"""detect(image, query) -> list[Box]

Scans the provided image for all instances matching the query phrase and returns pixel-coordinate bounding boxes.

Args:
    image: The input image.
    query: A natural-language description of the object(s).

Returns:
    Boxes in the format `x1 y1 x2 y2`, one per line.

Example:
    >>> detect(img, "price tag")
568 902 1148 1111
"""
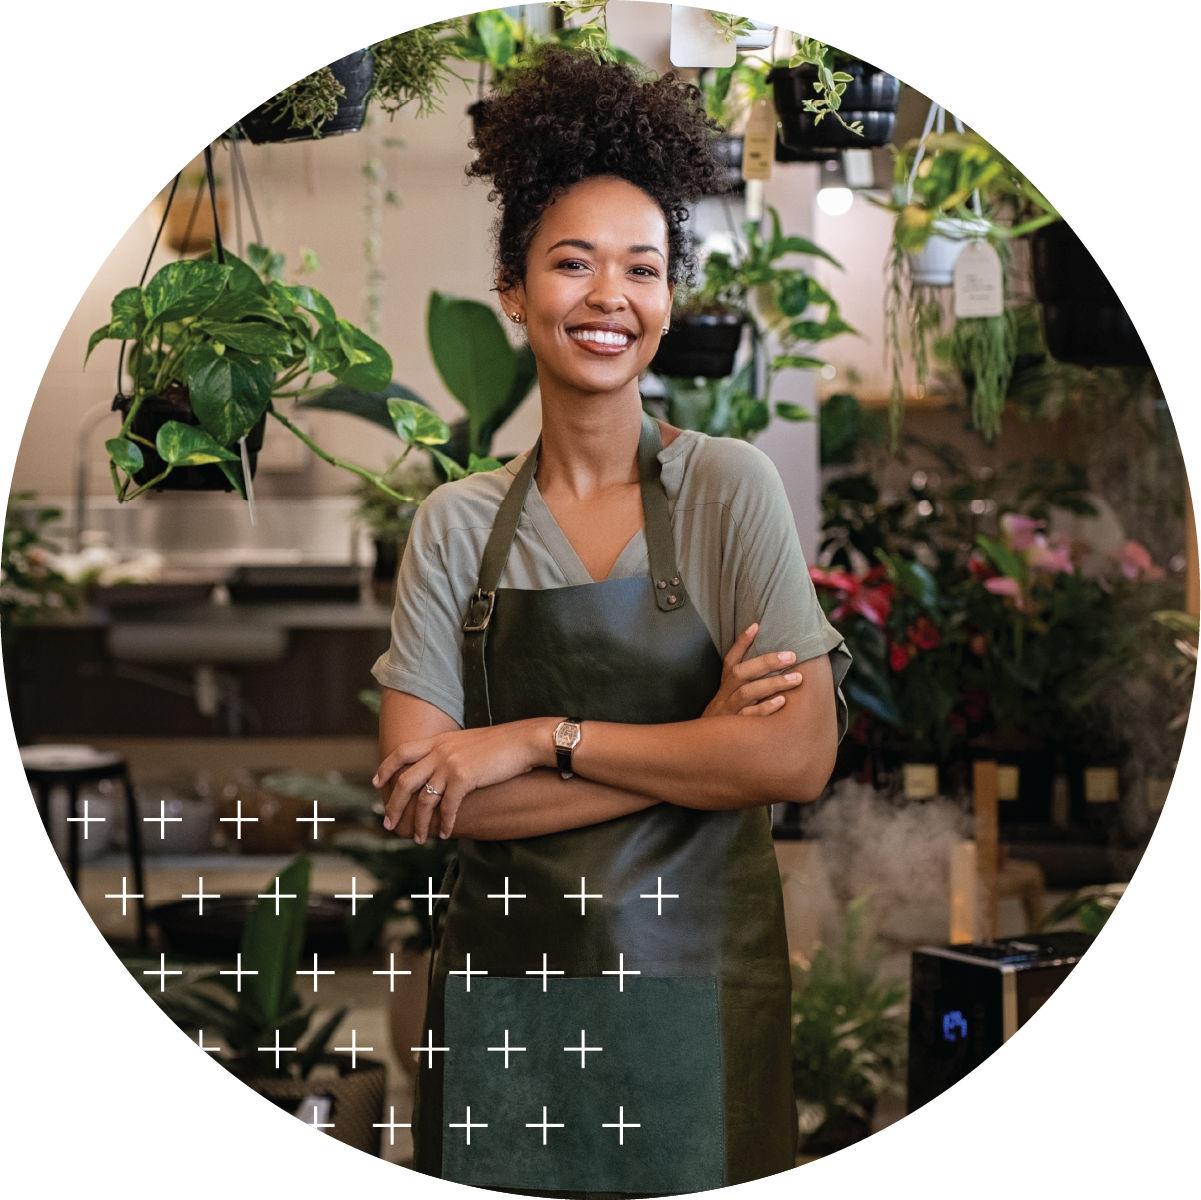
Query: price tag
741 99 775 182
903 763 939 800
953 240 1004 318
669 4 736 68
996 764 1019 801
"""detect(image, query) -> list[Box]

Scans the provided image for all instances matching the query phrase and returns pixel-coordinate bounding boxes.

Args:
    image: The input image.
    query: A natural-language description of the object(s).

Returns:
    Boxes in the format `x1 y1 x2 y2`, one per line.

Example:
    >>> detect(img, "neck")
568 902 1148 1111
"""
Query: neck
535 385 645 498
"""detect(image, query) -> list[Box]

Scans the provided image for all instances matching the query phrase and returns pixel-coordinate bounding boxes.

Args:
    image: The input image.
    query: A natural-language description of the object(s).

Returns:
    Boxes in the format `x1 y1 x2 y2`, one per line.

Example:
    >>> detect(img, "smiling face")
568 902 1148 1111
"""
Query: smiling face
505 175 674 405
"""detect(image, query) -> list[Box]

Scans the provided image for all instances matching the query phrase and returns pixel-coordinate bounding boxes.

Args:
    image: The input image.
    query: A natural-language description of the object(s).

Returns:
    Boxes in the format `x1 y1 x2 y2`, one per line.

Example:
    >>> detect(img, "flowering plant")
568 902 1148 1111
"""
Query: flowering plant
1 494 81 642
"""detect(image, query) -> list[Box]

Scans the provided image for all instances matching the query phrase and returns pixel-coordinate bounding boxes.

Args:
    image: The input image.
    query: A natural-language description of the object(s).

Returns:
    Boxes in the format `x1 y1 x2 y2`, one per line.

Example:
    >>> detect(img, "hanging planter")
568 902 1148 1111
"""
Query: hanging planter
237 50 375 143
1030 222 1151 368
771 58 900 151
907 215 992 287
652 311 746 379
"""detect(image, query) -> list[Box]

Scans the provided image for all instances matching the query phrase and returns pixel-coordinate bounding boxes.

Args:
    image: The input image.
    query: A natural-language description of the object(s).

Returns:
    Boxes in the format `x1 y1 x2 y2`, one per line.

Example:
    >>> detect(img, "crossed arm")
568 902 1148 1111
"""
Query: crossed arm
375 624 838 843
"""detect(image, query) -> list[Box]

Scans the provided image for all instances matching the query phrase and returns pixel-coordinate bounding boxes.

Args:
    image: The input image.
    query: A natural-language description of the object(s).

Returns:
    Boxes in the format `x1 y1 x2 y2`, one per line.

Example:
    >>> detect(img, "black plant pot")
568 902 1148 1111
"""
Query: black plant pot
115 385 264 492
651 312 745 379
238 49 374 144
1030 223 1151 368
148 895 358 957
772 62 900 150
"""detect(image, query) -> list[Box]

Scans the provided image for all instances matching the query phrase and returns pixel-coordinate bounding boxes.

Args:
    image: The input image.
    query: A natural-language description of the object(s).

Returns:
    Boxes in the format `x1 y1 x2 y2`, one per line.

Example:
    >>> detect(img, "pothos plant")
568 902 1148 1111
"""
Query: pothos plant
882 129 1060 444
85 244 460 504
654 207 855 439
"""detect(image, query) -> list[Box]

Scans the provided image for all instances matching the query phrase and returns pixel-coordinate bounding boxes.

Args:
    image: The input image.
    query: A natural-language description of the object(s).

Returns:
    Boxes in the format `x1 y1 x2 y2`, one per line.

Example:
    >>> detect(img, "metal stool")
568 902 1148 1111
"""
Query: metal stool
21 745 148 949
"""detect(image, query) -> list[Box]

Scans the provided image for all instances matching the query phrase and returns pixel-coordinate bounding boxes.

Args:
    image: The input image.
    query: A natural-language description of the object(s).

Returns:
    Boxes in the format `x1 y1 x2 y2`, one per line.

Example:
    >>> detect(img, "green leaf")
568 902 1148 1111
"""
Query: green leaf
428 292 519 447
775 402 813 422
275 282 336 324
142 260 231 325
203 290 288 326
154 422 240 466
387 397 451 446
772 354 825 371
246 243 286 281
297 382 424 433
184 344 273 443
476 8 517 68
105 437 144 474
332 321 394 391
239 855 311 1029
109 287 147 339
200 321 295 358
429 446 468 481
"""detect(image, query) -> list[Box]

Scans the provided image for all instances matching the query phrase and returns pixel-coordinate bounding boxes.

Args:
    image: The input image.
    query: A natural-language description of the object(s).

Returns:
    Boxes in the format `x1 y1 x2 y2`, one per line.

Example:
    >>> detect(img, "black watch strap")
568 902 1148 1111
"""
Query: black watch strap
556 717 582 780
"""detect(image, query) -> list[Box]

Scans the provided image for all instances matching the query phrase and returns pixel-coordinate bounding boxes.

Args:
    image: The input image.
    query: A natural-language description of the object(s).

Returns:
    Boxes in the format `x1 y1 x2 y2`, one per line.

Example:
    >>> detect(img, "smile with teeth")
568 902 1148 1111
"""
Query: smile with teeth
569 328 633 348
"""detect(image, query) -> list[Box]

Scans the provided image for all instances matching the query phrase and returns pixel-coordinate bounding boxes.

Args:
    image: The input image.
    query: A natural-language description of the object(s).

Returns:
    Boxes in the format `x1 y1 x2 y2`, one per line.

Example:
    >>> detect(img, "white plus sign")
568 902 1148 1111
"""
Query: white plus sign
258 876 299 916
449 952 488 993
374 1105 412 1147
142 953 182 992
219 799 258 839
219 952 259 993
334 876 373 915
526 1106 565 1145
296 952 335 993
181 876 220 915
564 1029 603 1068
296 800 335 839
639 875 679 915
411 1029 449 1067
334 1028 374 1068
258 1029 297 1071
373 952 414 992
141 799 181 840
486 876 527 915
486 1029 527 1068
410 876 450 916
196 1030 222 1054
602 1106 641 1145
564 876 603 915
449 1106 487 1146
104 876 144 916
602 953 641 992
525 953 565 992
303 1103 335 1132
67 798 107 840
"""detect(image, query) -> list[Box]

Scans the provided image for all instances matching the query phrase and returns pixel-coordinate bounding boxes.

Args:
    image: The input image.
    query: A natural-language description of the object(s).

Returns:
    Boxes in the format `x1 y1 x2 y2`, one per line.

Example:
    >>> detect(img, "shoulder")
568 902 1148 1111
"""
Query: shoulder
659 429 787 509
409 456 526 544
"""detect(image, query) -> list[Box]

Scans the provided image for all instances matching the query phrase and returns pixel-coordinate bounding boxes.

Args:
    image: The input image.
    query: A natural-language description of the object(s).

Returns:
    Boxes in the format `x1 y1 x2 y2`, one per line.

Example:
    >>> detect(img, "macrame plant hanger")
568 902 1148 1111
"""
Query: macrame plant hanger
907 100 983 229
115 136 265 521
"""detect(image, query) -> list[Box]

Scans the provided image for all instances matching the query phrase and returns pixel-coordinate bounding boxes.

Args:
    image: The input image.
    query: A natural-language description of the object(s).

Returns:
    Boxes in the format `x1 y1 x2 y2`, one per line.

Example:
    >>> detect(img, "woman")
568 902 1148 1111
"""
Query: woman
372 48 851 1196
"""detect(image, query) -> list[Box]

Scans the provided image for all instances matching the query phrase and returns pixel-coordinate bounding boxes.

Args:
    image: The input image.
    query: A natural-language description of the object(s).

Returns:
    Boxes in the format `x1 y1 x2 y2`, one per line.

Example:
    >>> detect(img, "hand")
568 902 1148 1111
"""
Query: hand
375 719 549 843
701 622 803 719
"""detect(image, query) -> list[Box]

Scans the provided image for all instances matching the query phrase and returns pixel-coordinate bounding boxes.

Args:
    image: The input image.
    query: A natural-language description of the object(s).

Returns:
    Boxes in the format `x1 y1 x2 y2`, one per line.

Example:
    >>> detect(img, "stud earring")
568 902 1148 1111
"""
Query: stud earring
508 312 524 324
661 325 670 335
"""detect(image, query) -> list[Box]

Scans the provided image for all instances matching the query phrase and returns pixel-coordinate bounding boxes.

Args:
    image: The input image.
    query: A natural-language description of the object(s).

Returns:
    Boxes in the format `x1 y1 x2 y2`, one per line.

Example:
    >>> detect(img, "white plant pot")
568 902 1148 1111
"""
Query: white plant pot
908 216 991 286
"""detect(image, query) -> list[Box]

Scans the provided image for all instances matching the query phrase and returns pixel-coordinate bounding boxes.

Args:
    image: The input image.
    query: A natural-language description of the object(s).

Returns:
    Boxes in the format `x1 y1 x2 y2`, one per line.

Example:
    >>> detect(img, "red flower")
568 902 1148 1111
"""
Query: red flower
907 616 942 651
809 565 893 627
889 642 912 671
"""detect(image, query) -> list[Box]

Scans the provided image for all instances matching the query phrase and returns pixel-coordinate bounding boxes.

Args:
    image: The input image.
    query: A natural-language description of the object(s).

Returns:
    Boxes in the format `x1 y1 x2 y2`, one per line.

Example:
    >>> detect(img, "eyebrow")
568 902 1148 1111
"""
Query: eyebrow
546 238 665 260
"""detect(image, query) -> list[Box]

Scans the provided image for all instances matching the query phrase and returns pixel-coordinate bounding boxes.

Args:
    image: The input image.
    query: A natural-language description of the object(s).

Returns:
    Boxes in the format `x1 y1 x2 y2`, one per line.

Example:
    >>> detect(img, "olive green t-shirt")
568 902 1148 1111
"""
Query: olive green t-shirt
371 429 851 734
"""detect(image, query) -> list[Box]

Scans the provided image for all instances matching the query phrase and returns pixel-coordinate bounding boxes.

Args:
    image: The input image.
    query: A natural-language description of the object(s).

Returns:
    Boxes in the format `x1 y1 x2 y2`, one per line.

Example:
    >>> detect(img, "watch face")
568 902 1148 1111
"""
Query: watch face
555 722 581 749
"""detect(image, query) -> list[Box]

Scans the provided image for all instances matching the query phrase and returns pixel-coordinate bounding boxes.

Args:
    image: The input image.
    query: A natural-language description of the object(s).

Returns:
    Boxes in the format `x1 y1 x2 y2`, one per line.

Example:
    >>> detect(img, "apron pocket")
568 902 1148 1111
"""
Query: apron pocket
442 976 725 1194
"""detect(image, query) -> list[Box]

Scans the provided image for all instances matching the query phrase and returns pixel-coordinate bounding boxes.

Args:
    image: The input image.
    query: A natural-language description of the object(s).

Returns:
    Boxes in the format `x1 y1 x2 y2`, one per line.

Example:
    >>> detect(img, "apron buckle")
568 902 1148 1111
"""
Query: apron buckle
463 588 496 632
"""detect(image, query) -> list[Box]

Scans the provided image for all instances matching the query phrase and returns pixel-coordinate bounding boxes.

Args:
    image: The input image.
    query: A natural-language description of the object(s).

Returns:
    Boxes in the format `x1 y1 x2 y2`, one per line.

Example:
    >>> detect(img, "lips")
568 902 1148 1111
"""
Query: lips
568 323 635 353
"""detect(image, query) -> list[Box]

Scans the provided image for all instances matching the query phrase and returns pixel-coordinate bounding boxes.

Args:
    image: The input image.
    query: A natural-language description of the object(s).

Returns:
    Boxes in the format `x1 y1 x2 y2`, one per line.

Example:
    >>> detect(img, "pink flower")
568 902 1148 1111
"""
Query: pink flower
1112 540 1166 581
1000 513 1044 552
1027 536 1074 575
983 576 1022 598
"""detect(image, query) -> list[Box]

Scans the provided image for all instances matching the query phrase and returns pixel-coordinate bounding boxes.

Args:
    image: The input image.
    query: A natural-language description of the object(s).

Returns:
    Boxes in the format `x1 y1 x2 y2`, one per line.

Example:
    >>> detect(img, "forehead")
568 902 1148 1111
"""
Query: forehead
534 176 668 250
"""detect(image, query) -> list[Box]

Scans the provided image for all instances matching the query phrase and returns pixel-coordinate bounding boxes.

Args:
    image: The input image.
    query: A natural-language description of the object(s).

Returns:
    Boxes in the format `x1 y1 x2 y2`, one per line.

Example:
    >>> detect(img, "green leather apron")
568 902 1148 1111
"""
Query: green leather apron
413 416 796 1195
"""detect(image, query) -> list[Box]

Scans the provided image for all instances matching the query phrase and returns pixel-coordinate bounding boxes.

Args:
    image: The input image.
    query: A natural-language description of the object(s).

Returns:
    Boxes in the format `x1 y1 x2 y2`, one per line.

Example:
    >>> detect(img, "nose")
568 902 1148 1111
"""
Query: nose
585 265 628 313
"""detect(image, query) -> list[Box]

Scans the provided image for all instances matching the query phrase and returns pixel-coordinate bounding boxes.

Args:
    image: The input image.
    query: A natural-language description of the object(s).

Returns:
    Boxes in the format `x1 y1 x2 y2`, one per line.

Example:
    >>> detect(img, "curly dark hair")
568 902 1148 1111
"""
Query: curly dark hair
467 46 729 294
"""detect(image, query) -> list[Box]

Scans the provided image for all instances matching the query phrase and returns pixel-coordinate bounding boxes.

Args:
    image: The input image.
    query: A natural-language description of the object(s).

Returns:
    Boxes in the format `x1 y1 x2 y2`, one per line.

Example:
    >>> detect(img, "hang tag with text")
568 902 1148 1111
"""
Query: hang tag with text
742 99 775 182
953 240 1004 318
670 4 737 68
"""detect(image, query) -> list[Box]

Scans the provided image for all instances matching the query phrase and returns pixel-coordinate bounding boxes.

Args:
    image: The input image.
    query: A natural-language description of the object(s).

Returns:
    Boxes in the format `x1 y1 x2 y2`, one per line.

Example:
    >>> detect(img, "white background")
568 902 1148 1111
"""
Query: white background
2 2 1198 1196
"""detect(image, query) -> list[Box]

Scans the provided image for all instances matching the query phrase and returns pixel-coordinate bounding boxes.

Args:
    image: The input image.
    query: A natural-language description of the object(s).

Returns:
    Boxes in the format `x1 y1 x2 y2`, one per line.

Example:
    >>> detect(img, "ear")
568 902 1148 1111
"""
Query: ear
497 270 525 324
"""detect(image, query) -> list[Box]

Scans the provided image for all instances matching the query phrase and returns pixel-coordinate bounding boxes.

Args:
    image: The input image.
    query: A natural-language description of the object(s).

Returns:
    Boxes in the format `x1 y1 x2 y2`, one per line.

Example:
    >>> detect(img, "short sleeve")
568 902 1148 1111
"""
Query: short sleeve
370 492 473 726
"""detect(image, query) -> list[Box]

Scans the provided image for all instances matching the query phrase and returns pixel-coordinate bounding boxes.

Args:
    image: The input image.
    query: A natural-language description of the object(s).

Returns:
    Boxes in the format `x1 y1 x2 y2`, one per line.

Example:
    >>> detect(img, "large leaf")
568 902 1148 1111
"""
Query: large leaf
142 260 231 325
272 281 336 324
428 291 518 443
203 290 289 327
238 855 312 1030
201 321 295 358
154 421 240 466
105 437 144 474
332 320 393 391
388 397 451 446
297 382 424 433
184 343 273 443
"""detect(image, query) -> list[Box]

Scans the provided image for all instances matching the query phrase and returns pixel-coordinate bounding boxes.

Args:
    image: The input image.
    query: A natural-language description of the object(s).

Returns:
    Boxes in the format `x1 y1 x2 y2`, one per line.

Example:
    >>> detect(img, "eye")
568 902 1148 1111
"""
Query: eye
556 258 589 272
630 265 660 278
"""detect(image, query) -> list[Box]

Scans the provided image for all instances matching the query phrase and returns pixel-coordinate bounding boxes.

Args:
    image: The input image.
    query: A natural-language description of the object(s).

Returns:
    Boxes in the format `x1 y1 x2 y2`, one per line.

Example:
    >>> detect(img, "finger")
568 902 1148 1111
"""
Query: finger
737 694 786 716
733 670 803 709
373 740 429 788
412 782 445 844
438 784 466 840
723 622 760 669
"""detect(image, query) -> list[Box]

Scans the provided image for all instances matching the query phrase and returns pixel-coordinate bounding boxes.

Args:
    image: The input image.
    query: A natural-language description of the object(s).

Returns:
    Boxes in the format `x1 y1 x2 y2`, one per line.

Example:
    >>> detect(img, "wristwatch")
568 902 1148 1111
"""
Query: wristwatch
553 717 582 780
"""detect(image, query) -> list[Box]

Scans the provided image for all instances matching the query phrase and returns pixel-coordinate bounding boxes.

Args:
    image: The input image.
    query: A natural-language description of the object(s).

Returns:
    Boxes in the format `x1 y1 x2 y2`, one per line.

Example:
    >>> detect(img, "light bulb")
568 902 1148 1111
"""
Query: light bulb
816 187 854 217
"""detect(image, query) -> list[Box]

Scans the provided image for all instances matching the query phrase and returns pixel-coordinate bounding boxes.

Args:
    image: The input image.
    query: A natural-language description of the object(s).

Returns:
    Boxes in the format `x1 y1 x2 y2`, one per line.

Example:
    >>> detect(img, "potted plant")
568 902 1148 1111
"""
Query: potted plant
772 38 901 151
84 243 453 503
352 457 440 601
881 125 1060 442
651 206 854 437
791 894 907 1156
130 854 387 1155
236 23 467 143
